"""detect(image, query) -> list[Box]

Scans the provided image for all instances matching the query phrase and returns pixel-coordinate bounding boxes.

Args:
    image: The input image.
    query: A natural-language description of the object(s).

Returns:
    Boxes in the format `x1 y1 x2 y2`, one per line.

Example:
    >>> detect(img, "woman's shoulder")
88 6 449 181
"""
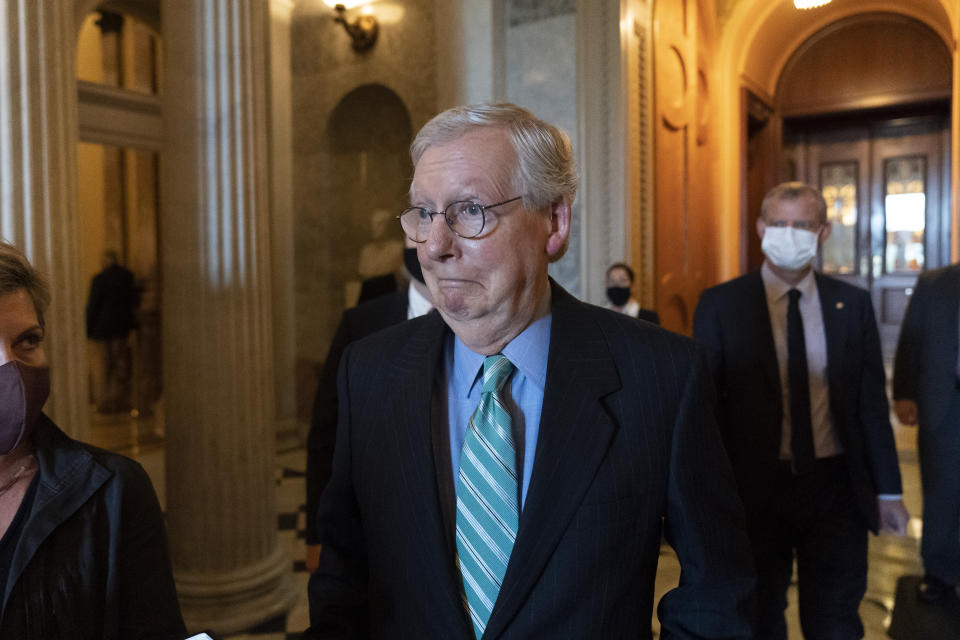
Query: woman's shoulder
35 415 153 491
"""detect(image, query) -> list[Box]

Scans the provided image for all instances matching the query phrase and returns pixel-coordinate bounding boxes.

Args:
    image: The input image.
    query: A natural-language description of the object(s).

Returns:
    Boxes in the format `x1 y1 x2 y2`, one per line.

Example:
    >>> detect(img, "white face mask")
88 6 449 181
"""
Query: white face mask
761 226 819 271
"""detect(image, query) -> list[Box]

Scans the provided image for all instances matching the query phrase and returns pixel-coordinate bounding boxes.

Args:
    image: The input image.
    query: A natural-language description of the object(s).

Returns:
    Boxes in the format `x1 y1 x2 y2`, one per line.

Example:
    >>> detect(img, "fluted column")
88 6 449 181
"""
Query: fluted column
0 0 88 439
269 0 298 442
161 0 296 633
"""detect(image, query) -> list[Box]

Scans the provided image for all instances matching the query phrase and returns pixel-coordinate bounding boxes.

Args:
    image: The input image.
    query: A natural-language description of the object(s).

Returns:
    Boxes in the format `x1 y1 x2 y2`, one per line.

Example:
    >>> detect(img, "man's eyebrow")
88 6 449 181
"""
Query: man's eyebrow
14 324 43 342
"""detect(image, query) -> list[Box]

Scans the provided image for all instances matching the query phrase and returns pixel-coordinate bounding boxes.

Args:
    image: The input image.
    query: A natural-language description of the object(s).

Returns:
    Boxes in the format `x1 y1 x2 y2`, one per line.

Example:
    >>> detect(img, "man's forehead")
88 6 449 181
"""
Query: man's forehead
767 196 817 218
410 130 515 199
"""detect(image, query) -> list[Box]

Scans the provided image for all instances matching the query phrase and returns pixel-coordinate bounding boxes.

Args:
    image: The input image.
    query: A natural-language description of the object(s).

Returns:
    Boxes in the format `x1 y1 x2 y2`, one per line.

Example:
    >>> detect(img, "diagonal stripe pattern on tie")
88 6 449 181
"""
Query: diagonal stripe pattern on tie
456 355 518 639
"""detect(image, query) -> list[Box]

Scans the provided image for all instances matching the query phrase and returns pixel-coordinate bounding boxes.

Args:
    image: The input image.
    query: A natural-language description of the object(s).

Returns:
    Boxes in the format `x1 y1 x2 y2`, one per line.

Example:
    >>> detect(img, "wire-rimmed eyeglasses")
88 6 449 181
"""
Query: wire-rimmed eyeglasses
397 196 523 242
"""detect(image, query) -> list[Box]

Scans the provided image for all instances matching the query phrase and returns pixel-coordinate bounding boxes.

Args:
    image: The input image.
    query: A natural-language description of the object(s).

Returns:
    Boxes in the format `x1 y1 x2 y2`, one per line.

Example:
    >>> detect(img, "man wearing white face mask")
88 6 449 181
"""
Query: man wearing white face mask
694 182 909 639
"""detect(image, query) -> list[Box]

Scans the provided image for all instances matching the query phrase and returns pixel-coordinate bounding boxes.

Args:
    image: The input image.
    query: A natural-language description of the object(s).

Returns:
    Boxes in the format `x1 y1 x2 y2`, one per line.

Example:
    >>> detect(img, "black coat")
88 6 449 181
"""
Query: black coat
693 270 902 532
305 289 409 544
86 265 138 340
893 263 960 430
306 282 755 639
0 415 185 639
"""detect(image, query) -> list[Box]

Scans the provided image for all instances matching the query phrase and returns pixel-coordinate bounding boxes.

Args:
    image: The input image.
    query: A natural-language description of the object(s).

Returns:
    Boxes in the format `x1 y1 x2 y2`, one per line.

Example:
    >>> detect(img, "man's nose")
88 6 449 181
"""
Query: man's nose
422 214 458 261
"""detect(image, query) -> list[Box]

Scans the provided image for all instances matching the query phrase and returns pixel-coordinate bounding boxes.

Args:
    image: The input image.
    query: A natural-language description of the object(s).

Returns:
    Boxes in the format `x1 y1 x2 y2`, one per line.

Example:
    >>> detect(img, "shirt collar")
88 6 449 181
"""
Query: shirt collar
452 313 552 399
761 260 818 303
407 282 433 318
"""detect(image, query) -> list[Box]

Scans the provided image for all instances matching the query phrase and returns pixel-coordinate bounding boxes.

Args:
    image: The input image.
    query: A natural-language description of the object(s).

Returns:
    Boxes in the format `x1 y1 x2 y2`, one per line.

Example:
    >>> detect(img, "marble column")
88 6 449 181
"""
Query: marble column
161 0 296 633
269 0 299 443
434 0 505 108
0 0 89 440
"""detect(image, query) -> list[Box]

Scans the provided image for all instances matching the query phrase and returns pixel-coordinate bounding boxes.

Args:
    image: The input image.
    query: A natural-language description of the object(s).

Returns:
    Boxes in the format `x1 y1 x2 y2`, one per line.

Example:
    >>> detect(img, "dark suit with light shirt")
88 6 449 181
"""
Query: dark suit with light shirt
694 270 902 638
893 263 960 587
305 282 755 639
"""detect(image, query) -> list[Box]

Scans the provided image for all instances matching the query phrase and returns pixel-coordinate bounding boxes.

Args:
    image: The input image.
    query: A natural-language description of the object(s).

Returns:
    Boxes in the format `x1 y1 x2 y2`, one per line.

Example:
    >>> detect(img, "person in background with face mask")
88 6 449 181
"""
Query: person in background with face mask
693 182 909 638
0 241 184 639
604 262 659 325
304 235 433 573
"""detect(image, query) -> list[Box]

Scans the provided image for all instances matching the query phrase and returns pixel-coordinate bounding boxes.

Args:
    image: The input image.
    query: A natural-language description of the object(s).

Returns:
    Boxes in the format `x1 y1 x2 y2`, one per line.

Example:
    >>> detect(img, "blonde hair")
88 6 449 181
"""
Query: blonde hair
761 182 828 224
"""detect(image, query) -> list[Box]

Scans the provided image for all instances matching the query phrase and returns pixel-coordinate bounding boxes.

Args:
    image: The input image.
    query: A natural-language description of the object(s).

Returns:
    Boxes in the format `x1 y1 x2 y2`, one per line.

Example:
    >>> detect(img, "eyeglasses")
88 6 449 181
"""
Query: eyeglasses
397 196 523 242
764 219 822 232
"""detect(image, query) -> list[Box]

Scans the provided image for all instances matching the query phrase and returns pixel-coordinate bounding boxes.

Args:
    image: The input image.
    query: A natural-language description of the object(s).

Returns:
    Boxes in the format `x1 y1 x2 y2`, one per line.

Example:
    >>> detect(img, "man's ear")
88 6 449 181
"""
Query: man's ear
546 197 571 260
818 221 833 244
756 216 766 240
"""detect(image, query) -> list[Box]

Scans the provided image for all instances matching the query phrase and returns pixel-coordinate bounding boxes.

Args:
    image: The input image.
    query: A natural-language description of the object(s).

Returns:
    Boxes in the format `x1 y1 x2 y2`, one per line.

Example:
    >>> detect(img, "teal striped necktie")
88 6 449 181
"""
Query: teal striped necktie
456 355 518 639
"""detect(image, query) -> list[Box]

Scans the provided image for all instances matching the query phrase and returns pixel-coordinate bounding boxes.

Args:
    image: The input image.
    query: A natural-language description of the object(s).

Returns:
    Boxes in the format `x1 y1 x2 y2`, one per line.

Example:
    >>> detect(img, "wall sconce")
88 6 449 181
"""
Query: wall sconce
324 1 378 51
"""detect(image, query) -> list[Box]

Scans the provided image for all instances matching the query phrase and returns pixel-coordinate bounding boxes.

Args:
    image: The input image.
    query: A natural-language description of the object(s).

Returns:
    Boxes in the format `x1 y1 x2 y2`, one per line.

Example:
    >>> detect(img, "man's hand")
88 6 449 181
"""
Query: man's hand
878 498 910 536
894 399 918 425
306 543 322 573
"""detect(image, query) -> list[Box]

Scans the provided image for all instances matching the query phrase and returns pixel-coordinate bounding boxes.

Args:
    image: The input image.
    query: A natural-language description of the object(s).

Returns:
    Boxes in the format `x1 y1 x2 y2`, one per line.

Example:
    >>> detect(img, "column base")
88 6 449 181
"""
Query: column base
176 545 299 635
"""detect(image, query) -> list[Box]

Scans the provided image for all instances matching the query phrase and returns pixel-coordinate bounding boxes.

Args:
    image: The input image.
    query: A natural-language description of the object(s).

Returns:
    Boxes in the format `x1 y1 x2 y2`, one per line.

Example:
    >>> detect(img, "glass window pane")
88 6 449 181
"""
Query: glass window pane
884 156 925 274
819 162 857 274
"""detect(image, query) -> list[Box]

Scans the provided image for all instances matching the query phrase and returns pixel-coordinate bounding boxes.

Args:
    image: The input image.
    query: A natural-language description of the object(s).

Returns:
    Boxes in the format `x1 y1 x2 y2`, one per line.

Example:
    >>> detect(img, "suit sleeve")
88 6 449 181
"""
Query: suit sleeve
304 343 370 639
892 274 927 401
691 290 726 410
857 290 902 495
657 347 756 639
305 312 353 545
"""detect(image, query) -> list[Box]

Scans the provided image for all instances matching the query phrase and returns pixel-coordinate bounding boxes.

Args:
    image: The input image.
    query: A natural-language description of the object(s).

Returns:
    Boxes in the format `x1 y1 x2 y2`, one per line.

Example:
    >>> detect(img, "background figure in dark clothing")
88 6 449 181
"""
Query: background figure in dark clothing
305 237 433 573
604 262 659 325
86 250 139 413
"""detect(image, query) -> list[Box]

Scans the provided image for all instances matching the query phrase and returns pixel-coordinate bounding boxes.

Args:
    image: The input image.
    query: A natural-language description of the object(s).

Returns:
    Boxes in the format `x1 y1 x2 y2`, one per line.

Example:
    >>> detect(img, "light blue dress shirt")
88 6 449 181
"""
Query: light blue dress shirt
446 314 552 509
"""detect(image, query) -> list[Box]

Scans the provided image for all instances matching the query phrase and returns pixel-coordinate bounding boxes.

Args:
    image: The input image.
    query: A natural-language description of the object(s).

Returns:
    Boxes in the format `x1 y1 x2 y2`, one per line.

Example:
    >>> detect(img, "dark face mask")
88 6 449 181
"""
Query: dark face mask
403 247 425 284
606 286 631 307
0 360 50 454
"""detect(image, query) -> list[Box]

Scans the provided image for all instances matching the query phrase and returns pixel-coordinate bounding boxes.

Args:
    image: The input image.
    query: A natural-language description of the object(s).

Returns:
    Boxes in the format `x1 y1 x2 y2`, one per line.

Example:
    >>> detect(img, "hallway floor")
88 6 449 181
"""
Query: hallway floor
88 409 949 639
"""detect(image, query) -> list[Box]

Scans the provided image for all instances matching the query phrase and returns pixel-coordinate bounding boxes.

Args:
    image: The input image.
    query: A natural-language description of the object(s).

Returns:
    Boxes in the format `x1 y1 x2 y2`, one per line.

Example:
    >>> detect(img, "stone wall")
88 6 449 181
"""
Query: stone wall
291 0 437 416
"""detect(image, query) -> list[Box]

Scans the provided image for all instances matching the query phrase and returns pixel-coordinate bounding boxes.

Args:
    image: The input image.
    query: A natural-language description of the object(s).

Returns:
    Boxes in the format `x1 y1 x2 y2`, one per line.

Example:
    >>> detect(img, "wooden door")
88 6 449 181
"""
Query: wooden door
652 0 715 335
784 115 951 361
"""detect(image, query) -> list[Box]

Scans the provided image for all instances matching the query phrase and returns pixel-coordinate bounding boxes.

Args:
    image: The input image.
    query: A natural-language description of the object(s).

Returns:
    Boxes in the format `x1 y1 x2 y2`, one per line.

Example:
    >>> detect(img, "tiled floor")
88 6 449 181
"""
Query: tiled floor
88 406 954 639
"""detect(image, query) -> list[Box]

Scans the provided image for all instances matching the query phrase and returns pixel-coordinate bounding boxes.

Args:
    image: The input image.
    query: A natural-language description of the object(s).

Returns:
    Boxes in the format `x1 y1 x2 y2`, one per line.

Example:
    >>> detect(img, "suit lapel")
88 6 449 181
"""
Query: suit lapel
815 273 847 395
484 284 621 639
749 271 781 398
8 418 112 607
387 314 473 635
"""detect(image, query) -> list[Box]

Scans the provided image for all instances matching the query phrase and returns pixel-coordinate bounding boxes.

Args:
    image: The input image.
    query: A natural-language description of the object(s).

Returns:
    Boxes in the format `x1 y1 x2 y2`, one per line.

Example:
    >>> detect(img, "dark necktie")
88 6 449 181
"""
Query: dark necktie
787 289 815 474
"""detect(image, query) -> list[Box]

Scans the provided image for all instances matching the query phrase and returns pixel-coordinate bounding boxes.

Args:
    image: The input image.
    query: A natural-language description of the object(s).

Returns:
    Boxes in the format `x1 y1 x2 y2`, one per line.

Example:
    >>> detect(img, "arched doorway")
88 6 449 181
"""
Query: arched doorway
715 0 957 283
76 5 165 450
326 84 412 308
769 12 952 361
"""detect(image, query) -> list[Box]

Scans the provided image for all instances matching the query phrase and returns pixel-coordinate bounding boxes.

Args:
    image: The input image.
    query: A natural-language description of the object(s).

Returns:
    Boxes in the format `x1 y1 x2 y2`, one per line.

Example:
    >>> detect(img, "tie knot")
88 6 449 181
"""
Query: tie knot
482 355 514 394
788 289 802 304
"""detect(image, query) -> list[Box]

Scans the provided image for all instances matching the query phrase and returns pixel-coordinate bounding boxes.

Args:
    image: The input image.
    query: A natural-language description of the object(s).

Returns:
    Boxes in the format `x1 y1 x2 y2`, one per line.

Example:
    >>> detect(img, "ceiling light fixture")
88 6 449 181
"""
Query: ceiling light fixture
794 0 832 8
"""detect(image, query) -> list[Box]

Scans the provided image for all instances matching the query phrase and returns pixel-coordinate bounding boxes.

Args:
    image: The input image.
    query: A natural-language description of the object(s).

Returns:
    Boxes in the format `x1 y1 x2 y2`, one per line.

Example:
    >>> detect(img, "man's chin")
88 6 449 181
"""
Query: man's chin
437 295 474 321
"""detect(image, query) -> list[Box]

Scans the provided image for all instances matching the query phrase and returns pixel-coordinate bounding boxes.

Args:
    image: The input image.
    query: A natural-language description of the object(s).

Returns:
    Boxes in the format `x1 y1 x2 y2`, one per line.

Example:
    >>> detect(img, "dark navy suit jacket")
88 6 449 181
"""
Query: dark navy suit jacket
893 263 960 431
306 282 754 639
693 270 902 532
